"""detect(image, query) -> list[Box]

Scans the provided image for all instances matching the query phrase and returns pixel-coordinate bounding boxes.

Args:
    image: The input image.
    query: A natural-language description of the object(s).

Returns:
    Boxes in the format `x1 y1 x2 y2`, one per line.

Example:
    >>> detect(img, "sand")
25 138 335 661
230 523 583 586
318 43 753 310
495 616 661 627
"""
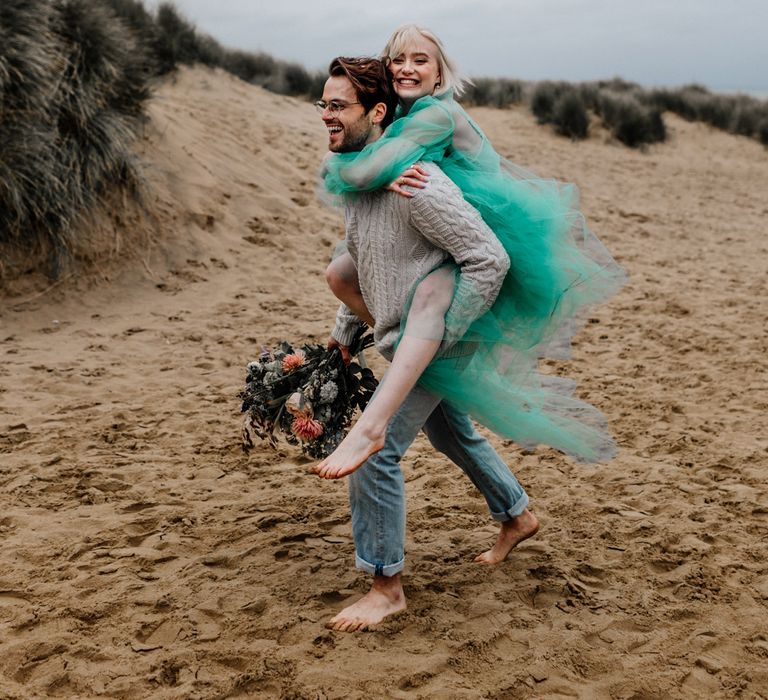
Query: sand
1 66 767 699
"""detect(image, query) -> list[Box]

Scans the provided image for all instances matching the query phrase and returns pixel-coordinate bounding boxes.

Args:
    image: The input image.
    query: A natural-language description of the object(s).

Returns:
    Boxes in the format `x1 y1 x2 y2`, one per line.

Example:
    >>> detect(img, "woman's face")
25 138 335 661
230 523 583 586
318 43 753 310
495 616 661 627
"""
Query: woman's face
388 36 441 105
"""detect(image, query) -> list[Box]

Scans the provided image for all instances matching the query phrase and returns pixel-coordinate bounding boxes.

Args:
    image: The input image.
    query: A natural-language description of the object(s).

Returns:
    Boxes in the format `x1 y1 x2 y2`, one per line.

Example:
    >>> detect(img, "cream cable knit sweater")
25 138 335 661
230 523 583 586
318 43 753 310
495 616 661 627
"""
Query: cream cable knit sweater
332 162 510 361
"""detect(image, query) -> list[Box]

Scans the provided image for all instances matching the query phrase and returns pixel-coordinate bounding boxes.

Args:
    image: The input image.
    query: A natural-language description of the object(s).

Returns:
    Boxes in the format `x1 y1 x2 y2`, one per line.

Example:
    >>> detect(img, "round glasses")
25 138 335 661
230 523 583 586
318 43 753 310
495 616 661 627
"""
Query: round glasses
314 99 361 117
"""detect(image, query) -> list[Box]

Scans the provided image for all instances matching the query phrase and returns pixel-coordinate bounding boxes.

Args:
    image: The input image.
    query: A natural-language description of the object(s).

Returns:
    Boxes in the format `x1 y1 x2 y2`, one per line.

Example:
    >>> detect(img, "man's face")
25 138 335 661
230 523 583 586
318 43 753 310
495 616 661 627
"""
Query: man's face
320 76 374 153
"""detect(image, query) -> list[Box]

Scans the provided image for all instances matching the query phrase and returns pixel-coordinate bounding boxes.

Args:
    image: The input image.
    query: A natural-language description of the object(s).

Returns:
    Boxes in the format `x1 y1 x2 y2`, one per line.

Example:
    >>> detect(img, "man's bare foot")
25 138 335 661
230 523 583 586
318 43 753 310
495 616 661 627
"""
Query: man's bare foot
312 422 385 479
326 574 406 632
474 509 540 564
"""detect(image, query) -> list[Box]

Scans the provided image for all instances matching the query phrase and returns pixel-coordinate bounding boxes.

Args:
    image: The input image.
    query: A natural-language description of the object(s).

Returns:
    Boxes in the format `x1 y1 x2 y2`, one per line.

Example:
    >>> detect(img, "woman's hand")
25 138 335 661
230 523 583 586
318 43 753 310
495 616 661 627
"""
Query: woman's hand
386 164 430 198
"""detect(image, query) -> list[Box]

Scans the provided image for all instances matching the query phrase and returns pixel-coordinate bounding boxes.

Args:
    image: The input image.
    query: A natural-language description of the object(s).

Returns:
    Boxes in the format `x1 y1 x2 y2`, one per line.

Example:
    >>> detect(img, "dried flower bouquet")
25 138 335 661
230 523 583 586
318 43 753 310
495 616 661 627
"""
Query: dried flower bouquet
241 326 378 459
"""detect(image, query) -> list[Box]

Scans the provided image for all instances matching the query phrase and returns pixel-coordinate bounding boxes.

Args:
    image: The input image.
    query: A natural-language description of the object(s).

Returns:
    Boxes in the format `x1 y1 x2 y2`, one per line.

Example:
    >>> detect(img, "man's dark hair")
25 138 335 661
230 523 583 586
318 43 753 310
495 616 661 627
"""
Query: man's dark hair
328 57 398 129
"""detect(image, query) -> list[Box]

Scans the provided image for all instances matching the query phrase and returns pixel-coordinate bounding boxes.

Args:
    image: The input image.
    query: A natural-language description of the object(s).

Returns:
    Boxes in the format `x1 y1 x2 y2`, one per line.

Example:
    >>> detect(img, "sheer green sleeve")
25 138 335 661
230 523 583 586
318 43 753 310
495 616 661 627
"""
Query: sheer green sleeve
323 98 455 195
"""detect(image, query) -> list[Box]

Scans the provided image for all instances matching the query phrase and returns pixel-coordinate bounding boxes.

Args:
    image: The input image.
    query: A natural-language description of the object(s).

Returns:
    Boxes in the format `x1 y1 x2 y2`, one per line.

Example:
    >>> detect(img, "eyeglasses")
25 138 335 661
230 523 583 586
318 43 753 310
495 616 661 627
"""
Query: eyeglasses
314 99 361 117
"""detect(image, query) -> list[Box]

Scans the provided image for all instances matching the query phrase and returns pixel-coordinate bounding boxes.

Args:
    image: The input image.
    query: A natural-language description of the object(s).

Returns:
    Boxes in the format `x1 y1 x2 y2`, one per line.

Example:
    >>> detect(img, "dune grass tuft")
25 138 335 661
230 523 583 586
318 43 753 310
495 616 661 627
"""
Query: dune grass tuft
464 78 525 109
109 1 325 97
552 91 590 140
0 0 151 277
530 81 570 125
596 91 666 148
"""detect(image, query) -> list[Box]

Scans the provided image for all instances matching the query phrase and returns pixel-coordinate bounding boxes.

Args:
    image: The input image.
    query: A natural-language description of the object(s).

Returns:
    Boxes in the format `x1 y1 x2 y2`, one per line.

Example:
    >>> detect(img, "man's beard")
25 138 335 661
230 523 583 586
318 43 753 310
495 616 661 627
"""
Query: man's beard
334 130 371 153
331 115 374 154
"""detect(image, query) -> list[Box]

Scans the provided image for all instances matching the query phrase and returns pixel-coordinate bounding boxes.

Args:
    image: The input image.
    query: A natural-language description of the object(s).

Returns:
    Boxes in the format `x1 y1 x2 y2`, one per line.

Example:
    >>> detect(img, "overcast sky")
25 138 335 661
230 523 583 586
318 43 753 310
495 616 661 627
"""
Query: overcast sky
153 0 767 92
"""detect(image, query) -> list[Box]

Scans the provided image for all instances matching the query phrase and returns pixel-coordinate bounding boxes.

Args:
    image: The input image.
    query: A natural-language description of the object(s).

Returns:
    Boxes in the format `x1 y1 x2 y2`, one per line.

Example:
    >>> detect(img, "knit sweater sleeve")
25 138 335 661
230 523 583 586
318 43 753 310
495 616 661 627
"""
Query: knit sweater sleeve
332 304 362 346
409 169 510 346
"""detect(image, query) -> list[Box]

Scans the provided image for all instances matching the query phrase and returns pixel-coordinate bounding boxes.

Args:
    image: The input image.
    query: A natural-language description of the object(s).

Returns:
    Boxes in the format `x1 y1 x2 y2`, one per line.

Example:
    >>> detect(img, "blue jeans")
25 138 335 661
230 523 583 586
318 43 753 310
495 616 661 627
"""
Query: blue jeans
348 383 529 577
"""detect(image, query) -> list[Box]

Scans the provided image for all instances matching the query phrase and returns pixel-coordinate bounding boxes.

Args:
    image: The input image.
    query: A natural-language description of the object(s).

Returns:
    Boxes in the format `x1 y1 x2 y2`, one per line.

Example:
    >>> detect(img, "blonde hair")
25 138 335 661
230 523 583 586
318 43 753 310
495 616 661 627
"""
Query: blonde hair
381 24 469 98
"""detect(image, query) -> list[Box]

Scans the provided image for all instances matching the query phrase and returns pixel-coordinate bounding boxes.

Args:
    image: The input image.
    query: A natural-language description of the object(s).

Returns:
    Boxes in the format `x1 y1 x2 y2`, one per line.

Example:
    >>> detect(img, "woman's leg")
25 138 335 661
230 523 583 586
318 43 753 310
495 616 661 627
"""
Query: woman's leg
326 253 374 326
315 266 456 479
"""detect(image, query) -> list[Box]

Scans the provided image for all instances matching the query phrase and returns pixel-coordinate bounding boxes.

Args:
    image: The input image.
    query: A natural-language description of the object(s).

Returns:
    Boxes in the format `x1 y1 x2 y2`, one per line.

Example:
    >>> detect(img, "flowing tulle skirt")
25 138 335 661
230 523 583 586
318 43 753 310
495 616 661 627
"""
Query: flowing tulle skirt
398 146 627 463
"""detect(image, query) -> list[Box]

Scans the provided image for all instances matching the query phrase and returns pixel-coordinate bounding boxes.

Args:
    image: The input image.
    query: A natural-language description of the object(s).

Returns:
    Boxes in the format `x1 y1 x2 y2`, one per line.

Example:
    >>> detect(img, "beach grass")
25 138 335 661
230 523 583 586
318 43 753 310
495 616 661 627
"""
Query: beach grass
0 0 151 277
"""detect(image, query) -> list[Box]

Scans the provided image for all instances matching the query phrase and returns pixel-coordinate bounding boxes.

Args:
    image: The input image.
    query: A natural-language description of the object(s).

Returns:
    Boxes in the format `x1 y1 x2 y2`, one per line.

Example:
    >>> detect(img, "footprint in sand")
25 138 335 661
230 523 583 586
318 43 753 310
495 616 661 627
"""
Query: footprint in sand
9 640 69 684
572 562 610 589
131 619 184 652
187 609 221 641
589 619 652 651
0 590 36 630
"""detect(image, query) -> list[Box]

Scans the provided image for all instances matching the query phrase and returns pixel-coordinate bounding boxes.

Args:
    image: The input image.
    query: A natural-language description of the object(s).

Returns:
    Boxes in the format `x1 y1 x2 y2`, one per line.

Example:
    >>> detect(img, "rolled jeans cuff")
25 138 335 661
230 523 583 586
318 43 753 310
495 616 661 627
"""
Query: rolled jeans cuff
355 553 405 577
490 492 529 522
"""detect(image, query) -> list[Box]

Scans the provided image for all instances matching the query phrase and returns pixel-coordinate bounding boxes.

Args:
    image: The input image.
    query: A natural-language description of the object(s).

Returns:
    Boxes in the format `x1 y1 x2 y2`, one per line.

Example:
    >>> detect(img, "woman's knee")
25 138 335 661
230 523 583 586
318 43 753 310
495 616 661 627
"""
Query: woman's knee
326 253 360 297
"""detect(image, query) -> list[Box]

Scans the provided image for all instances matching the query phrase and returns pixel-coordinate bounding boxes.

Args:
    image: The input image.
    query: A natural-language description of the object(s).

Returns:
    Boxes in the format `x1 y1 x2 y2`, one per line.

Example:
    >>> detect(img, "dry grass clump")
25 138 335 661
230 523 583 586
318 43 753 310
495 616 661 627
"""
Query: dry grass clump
0 0 152 278
595 90 666 148
464 78 525 108
643 84 768 144
592 80 768 148
467 74 767 149
530 81 570 124
552 91 590 140
759 120 768 147
530 82 591 140
107 1 325 97
528 79 665 148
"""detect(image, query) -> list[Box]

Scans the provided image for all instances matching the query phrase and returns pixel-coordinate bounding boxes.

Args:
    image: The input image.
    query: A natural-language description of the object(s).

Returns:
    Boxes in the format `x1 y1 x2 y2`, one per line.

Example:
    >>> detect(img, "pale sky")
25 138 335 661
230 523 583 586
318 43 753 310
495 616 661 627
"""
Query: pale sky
153 0 768 92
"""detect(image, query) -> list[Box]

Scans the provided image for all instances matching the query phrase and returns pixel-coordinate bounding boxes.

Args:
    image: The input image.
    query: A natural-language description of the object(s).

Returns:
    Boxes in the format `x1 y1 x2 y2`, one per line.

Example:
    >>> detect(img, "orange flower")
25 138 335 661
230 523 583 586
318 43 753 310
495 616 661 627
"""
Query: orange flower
282 350 306 373
291 416 324 441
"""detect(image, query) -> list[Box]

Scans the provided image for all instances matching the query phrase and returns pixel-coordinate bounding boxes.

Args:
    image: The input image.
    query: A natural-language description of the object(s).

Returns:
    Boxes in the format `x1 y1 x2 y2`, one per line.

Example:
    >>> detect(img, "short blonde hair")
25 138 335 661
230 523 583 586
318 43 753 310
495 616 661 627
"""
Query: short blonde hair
381 24 468 98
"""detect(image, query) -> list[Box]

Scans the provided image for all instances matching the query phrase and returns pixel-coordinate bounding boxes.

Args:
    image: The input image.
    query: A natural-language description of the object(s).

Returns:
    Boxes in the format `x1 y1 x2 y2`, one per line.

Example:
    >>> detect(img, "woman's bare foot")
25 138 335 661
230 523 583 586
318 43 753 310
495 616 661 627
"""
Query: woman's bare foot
326 574 406 632
313 421 385 479
474 509 540 564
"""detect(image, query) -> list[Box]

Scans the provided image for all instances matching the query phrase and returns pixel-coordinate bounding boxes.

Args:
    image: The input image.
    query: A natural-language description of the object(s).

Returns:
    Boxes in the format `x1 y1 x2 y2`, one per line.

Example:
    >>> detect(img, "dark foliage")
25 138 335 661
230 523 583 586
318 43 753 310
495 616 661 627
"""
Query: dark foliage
646 85 767 143
647 87 700 121
596 91 666 148
153 2 223 71
102 0 156 49
697 94 733 131
221 49 277 83
595 77 642 93
531 81 571 124
0 0 150 272
552 91 590 139
121 1 324 98
730 97 764 137
576 83 601 113
759 120 768 147
262 61 317 96
464 78 525 108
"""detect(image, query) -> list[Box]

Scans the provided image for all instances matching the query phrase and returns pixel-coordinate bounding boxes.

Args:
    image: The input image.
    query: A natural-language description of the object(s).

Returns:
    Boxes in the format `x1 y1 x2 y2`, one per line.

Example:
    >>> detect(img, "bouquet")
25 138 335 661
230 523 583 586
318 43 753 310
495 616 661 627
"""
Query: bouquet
240 326 378 459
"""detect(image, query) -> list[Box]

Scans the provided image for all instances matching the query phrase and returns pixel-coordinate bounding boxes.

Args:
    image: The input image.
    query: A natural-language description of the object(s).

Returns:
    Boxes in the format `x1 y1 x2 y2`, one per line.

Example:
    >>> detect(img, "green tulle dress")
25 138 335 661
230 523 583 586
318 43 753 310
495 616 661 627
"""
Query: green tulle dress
323 92 627 462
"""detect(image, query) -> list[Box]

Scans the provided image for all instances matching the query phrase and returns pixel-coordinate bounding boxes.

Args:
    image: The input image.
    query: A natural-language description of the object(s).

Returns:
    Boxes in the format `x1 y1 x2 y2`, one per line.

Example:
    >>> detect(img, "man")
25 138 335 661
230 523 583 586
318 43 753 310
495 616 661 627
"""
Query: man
315 57 538 632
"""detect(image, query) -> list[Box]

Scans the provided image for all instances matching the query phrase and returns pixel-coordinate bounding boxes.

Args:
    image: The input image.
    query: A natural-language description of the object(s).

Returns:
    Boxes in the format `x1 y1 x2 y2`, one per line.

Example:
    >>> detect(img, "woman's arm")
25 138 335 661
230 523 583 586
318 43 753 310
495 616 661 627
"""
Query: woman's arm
323 100 455 195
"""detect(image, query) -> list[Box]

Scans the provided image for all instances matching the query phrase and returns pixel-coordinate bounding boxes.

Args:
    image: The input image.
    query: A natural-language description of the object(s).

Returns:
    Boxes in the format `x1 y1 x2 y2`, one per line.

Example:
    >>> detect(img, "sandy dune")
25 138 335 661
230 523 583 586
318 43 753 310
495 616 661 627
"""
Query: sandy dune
1 66 767 698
